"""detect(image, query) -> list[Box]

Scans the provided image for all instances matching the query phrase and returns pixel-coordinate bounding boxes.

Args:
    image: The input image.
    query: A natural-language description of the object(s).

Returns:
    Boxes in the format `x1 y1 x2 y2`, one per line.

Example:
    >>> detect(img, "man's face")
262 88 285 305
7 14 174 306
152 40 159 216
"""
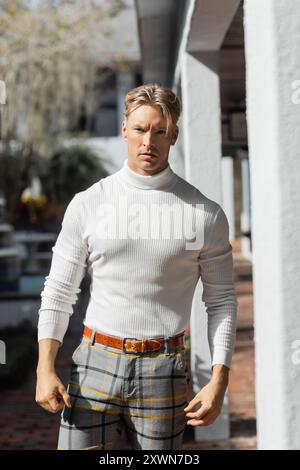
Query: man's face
121 104 179 175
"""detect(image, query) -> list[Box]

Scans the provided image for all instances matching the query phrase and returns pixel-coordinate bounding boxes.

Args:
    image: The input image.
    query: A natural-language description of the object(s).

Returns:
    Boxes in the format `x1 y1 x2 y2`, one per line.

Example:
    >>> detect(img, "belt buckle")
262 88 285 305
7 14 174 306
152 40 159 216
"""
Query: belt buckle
123 337 139 354
123 337 164 354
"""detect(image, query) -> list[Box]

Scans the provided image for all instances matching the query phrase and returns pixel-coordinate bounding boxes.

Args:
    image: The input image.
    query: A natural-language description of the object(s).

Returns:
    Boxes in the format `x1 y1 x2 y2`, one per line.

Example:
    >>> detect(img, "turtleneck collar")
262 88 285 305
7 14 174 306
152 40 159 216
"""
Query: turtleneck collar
117 158 178 190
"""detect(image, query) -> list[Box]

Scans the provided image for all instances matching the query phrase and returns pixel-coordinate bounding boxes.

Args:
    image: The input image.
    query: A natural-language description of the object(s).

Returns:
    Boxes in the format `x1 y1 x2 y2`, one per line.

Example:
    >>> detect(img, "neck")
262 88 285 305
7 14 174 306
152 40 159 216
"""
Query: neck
117 158 178 190
127 160 169 176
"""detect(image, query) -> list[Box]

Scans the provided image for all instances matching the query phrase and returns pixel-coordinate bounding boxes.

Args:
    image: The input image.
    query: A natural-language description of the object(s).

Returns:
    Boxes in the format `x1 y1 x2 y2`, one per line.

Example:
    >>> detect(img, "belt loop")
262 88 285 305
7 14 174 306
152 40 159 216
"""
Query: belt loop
164 336 171 355
88 329 96 346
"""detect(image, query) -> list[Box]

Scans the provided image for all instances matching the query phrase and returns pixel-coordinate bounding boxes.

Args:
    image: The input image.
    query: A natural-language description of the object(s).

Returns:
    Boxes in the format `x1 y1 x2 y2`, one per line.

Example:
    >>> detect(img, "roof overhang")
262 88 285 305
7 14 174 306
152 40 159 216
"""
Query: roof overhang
135 0 185 86
135 0 241 87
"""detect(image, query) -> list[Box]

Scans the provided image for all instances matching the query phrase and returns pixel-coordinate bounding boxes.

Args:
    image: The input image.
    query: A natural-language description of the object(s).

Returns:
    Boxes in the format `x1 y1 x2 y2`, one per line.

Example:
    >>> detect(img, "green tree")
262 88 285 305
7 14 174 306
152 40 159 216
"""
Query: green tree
0 0 127 155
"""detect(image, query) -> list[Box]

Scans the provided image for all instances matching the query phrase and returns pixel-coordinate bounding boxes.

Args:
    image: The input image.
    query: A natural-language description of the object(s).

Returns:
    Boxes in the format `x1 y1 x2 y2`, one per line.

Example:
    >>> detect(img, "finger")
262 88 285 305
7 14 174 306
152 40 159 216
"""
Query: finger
184 398 202 412
187 412 218 426
43 404 57 414
59 387 72 408
187 418 207 426
49 396 62 413
187 416 211 426
39 401 58 414
186 404 210 419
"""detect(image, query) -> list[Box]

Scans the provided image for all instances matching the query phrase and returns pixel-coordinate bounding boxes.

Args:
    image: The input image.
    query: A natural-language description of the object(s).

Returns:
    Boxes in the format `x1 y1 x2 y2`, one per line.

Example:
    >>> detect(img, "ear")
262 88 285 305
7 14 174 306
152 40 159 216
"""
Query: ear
171 125 179 145
121 119 127 140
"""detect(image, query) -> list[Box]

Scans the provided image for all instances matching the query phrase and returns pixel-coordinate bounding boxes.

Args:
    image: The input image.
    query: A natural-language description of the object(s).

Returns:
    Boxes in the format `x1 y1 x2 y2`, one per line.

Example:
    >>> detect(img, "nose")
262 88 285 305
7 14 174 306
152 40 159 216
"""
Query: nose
142 130 155 148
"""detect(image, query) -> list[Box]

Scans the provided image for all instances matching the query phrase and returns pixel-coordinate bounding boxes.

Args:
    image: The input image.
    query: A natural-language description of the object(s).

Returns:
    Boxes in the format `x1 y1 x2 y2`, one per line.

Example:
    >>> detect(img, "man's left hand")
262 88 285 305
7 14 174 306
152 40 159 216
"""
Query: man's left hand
183 380 227 426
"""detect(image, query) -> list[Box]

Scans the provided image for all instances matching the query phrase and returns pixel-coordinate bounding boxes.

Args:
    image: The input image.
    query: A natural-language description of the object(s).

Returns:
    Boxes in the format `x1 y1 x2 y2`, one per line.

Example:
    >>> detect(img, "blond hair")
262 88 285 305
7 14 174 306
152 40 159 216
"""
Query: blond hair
124 83 181 135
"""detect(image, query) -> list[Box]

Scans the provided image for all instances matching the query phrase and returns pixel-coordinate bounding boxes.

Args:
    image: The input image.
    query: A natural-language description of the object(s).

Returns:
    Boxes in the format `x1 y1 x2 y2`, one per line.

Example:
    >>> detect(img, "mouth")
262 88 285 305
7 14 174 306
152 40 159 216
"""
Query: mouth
139 153 158 159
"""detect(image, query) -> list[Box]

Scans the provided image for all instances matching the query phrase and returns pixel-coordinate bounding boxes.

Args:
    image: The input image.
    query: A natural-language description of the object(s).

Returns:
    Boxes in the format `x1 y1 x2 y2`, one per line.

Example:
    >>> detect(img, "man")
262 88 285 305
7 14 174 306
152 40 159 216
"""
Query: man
35 83 237 450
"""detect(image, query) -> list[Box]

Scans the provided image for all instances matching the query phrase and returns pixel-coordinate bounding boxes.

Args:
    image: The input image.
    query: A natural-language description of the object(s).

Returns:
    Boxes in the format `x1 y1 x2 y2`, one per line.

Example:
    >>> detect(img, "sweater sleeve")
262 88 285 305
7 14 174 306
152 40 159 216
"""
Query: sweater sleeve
37 192 88 346
198 206 238 370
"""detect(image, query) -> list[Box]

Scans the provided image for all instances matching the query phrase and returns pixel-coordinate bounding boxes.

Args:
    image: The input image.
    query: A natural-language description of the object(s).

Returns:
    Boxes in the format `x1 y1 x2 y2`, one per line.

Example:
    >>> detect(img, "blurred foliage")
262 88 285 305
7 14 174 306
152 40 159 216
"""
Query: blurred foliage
46 144 109 208
0 0 129 228
0 0 127 155
0 142 109 228
0 142 36 226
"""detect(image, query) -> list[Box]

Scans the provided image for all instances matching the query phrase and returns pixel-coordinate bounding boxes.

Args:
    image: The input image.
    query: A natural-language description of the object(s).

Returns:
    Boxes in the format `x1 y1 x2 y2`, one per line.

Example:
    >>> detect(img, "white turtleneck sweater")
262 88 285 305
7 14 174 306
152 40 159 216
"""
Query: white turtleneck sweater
37 158 237 369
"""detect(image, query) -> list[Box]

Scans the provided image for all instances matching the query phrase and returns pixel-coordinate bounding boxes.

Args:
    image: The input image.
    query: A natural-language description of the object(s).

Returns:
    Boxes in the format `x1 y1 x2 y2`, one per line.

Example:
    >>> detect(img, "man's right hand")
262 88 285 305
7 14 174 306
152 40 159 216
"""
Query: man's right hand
35 338 72 414
35 370 72 413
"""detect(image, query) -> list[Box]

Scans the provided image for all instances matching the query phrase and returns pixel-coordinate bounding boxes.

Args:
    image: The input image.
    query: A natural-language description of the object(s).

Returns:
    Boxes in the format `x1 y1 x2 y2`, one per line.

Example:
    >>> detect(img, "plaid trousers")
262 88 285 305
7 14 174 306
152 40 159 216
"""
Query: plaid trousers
57 328 190 450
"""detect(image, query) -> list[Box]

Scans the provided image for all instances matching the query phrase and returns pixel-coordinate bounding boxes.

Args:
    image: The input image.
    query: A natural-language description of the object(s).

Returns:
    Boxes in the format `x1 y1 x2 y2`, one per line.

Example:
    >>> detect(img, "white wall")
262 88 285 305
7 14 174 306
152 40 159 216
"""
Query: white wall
244 0 300 450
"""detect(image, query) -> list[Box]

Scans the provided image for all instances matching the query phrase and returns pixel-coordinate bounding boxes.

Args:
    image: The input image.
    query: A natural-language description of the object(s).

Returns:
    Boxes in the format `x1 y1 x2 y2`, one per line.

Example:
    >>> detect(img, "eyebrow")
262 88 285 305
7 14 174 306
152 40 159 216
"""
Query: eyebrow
133 122 166 129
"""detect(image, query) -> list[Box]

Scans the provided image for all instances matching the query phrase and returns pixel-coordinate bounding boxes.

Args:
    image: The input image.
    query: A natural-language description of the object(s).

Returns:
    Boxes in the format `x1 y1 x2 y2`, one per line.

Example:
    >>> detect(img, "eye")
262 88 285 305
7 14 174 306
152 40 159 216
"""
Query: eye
134 127 144 132
157 130 166 134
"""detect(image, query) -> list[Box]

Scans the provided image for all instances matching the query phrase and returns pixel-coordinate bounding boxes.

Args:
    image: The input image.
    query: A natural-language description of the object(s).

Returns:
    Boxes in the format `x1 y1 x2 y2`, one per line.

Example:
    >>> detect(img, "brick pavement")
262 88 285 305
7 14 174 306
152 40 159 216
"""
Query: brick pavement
0 238 256 450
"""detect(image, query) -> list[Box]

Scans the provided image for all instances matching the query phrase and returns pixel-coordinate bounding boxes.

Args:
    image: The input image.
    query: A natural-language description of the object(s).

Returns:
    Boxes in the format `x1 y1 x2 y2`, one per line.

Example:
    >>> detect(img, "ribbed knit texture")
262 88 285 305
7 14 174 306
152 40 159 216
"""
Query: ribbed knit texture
37 158 238 369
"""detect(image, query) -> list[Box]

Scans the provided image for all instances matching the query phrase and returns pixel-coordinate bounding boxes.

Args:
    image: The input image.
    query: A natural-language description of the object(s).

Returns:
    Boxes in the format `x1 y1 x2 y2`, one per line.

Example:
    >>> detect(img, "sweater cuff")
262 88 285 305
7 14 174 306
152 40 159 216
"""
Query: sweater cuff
210 348 233 370
37 311 70 346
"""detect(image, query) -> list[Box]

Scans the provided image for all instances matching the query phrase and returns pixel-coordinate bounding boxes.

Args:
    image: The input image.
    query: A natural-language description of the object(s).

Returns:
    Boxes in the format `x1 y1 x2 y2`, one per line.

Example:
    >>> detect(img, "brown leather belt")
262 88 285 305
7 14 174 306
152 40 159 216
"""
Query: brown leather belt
83 325 185 354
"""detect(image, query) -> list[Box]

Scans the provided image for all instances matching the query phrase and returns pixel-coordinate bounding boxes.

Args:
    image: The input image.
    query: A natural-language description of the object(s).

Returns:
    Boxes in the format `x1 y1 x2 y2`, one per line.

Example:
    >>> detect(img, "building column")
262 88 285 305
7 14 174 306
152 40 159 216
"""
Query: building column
181 50 230 441
244 0 300 449
237 149 252 260
222 156 236 241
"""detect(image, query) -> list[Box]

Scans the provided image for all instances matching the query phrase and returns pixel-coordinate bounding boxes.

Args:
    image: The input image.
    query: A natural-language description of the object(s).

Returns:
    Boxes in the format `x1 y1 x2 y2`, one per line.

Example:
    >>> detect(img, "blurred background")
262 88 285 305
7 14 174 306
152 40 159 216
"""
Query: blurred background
0 0 299 451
